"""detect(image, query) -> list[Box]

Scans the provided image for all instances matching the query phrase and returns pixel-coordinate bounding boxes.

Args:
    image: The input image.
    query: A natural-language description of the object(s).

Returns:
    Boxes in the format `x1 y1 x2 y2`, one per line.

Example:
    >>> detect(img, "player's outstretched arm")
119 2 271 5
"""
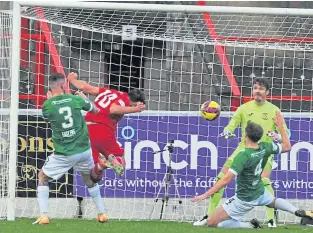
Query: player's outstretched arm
267 108 291 142
110 102 145 115
274 111 291 153
67 72 100 96
221 106 242 138
75 91 100 114
275 110 291 141
192 171 234 202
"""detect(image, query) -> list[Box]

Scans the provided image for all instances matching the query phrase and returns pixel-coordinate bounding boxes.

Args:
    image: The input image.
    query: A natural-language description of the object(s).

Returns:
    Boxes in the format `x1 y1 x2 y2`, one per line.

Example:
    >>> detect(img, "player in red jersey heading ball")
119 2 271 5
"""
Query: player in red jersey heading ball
67 72 146 179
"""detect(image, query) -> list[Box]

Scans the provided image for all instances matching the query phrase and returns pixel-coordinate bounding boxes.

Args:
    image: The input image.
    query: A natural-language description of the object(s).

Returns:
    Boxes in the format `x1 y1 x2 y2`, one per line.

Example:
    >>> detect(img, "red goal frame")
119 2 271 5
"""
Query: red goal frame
19 8 69 108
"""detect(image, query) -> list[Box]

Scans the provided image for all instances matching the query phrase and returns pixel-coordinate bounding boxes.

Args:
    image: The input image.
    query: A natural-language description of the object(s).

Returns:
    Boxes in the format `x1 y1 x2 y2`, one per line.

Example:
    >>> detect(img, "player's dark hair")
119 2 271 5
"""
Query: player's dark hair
245 122 263 143
253 78 270 91
128 89 146 104
49 73 65 89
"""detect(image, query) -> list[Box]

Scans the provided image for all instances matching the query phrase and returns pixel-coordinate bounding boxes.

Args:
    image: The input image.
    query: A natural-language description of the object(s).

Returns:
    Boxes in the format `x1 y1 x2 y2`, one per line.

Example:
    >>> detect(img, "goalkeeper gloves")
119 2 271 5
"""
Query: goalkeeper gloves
219 131 236 139
267 130 282 142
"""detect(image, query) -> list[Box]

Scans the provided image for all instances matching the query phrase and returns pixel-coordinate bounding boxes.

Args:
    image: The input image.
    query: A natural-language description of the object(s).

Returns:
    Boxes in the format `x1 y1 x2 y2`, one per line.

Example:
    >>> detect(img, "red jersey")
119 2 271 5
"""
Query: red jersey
85 88 130 131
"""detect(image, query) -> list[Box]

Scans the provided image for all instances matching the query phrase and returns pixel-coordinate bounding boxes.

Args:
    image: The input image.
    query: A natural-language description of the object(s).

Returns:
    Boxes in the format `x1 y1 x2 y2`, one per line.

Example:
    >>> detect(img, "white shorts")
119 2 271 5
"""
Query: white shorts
42 148 94 180
222 189 274 221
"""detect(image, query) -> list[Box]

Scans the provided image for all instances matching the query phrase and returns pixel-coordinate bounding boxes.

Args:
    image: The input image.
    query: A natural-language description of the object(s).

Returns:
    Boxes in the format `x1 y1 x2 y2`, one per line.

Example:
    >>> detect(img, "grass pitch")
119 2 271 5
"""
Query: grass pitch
0 219 311 233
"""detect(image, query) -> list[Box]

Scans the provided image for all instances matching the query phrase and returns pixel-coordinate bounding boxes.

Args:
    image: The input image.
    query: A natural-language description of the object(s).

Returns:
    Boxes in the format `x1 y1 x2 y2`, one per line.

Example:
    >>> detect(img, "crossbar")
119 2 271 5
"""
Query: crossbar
18 1 313 16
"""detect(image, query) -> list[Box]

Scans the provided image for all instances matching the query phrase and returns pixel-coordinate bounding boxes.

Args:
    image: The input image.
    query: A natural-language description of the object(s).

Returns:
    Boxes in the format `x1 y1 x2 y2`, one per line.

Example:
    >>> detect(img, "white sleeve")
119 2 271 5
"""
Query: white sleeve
272 142 282 154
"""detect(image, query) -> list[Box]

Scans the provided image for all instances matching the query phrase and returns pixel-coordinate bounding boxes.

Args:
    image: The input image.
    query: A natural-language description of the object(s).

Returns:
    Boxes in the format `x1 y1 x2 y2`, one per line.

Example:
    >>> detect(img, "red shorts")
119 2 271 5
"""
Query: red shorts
88 124 124 163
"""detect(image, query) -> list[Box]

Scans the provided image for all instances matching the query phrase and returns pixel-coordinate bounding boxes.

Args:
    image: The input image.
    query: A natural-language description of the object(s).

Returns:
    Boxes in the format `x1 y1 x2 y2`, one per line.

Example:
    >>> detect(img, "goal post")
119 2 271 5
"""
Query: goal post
7 1 21 221
4 1 313 223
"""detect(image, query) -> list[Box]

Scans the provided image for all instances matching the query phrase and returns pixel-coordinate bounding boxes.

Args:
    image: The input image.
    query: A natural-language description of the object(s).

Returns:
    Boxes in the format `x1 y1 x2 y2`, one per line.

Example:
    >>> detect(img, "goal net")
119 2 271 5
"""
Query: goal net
2 2 313 223
0 10 12 219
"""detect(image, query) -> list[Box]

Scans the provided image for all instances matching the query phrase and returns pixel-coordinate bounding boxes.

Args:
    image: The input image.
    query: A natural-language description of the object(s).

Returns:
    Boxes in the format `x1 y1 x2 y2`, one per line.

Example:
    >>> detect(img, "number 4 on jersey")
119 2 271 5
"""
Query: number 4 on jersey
254 158 264 176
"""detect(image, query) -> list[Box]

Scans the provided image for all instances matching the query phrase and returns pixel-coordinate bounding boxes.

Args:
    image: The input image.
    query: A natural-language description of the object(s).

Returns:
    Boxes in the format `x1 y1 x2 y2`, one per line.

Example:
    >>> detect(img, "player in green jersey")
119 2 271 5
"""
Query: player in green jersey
34 73 107 224
192 114 313 228
193 78 290 228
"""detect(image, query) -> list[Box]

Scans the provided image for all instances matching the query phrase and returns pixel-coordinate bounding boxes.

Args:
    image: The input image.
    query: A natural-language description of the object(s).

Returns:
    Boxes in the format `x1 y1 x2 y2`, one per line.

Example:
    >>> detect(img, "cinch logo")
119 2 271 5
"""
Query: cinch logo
118 126 217 170
118 126 313 171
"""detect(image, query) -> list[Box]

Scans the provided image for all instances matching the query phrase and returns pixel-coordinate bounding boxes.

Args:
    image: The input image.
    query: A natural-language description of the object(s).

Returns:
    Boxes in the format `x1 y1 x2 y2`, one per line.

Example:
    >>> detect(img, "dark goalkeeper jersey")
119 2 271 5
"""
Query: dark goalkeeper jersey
42 94 93 156
229 142 282 202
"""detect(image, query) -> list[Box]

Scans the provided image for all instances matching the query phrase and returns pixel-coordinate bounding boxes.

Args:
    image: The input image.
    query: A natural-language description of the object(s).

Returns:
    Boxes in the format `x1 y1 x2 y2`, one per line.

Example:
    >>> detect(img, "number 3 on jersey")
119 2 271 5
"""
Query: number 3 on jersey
59 106 73 129
95 90 118 109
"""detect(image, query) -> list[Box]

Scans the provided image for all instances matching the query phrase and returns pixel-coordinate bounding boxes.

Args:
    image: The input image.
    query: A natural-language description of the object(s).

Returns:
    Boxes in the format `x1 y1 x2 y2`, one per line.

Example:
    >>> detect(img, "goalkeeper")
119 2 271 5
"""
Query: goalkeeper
193 78 290 228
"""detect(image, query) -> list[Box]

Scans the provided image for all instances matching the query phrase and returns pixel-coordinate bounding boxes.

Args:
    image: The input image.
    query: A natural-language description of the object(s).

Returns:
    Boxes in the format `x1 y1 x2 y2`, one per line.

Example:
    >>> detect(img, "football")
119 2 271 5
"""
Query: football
200 101 221 121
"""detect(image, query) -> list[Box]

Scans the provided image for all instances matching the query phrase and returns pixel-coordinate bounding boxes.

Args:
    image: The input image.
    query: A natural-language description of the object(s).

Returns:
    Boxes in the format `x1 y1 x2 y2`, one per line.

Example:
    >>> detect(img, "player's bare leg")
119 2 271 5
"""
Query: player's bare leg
90 148 111 182
208 206 257 228
90 164 104 183
207 206 230 227
91 156 113 183
80 171 108 223
33 169 50 225
210 206 260 229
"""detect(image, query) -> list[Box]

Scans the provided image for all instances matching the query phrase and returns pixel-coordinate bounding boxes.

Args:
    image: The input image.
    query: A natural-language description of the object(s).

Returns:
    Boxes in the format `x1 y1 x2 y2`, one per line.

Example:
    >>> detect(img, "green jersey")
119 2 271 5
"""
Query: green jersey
224 100 289 146
229 142 282 202
42 94 94 156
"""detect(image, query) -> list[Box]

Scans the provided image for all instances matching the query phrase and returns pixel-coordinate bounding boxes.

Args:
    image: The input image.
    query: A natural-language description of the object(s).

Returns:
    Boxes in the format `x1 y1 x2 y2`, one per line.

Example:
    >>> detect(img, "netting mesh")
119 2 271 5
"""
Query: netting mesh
0 10 11 219
22 7 313 50
0 3 312 224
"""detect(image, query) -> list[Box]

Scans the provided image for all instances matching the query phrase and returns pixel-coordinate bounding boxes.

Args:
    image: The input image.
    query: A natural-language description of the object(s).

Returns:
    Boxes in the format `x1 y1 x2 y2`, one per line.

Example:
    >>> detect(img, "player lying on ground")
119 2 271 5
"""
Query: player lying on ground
67 72 145 178
34 73 107 224
192 114 313 228
193 78 290 228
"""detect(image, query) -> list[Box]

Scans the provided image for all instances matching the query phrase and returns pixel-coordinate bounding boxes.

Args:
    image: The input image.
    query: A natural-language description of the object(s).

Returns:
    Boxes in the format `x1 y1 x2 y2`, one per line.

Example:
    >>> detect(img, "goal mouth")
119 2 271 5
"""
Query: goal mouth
2 2 313 223
17 5 313 110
